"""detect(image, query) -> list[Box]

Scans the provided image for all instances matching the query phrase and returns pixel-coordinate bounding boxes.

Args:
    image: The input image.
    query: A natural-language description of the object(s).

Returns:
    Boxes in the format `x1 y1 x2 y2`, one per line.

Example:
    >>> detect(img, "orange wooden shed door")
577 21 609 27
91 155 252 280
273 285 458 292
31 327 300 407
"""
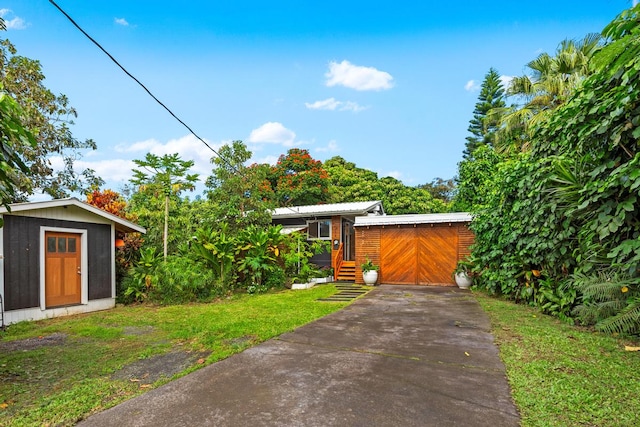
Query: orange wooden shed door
45 232 81 308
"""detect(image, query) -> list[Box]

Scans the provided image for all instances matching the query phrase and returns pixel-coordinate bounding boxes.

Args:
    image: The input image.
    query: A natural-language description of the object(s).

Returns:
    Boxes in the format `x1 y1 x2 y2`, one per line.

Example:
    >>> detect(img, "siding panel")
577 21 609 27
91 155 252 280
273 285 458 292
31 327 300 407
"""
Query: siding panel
3 216 112 310
355 227 380 284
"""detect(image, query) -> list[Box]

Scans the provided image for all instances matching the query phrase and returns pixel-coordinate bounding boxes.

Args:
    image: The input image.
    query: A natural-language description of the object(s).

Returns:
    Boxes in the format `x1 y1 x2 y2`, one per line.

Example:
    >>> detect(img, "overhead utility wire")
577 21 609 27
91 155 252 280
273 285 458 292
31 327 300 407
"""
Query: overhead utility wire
48 0 237 171
49 1 307 217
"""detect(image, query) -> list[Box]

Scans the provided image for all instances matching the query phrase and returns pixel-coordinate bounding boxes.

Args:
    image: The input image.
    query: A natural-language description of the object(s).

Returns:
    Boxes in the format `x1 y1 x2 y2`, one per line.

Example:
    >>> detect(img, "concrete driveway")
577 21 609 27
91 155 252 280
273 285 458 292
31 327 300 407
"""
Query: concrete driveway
79 285 519 426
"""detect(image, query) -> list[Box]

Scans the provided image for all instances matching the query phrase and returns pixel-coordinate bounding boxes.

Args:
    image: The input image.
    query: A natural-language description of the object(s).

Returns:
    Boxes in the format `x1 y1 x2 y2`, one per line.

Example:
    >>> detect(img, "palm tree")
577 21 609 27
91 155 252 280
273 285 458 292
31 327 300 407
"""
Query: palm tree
494 33 602 153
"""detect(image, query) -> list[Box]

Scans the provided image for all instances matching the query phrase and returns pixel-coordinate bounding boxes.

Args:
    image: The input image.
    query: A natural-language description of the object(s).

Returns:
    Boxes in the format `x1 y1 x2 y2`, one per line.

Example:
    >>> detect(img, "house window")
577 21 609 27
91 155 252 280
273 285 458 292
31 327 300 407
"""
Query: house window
307 220 331 240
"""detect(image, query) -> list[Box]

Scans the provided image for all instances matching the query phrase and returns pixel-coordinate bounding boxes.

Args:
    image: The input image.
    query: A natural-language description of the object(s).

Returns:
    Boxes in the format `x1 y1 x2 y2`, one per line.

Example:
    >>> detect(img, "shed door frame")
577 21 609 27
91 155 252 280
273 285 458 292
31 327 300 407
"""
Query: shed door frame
39 226 88 310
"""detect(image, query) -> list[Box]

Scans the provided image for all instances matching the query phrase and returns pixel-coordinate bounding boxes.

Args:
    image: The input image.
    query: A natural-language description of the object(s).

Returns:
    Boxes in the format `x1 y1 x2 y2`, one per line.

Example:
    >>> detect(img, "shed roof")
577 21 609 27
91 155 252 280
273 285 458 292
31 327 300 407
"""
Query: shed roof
272 201 384 219
354 212 472 227
0 197 146 233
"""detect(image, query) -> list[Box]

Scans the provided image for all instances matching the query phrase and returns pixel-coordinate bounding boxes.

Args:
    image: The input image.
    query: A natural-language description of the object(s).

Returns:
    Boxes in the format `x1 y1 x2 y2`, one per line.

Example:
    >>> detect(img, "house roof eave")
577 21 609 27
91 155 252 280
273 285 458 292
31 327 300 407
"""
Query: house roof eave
0 197 146 234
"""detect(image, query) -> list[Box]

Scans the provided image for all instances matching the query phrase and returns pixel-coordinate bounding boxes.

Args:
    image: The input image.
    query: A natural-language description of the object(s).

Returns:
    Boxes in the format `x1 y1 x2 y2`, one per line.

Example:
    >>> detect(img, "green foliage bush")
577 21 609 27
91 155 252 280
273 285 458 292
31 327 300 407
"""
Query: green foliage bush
463 5 640 334
121 249 221 304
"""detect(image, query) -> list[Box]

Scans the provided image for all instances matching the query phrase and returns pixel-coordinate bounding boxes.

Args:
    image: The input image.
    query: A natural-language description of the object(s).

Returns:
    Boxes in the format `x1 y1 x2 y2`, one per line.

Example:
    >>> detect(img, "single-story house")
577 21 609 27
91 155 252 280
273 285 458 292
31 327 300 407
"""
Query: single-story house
0 198 145 326
272 201 385 281
271 201 473 285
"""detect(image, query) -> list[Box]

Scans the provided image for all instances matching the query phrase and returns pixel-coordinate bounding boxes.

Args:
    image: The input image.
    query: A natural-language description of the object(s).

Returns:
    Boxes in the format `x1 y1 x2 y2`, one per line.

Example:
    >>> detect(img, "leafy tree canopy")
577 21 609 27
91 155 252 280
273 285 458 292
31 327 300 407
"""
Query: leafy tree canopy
268 148 330 206
205 140 274 231
0 36 101 200
324 156 448 214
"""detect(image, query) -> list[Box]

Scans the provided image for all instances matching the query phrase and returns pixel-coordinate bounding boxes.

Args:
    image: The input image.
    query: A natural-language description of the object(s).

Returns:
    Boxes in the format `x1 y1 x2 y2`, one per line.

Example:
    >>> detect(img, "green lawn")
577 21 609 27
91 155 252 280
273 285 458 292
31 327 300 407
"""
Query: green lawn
476 292 640 427
0 285 349 426
3 286 638 427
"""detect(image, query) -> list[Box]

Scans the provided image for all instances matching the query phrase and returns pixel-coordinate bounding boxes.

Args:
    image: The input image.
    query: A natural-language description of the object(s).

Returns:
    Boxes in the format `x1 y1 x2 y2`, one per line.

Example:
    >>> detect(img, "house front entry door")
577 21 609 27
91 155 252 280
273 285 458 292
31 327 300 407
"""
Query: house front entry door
45 231 81 308
342 219 356 261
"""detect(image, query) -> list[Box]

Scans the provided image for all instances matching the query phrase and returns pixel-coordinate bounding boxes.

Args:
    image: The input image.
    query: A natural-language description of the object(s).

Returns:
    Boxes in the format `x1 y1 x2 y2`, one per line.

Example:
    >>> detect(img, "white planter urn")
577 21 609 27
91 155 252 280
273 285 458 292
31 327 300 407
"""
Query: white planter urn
363 270 379 286
455 272 473 289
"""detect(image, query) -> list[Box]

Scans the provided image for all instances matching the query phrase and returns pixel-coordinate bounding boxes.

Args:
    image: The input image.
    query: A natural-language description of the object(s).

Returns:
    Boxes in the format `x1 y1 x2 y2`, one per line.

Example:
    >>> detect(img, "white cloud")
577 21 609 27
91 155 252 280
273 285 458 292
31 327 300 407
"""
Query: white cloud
76 159 137 183
383 171 403 180
0 9 27 30
305 97 368 112
114 17 130 26
248 122 296 146
464 80 479 92
315 140 339 153
46 156 135 187
499 75 514 90
325 60 394 91
115 134 225 181
115 138 159 153
305 98 341 111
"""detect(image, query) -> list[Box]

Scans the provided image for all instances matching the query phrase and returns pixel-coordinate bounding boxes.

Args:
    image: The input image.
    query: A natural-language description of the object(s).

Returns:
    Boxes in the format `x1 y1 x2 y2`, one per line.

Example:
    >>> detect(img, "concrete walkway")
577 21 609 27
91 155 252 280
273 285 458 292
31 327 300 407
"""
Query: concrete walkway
79 286 520 426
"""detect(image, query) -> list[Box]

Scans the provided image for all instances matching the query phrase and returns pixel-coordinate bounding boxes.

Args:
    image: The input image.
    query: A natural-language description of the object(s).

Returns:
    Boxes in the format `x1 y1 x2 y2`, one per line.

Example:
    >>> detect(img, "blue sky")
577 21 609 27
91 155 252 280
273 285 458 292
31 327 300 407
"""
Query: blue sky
0 1 633 198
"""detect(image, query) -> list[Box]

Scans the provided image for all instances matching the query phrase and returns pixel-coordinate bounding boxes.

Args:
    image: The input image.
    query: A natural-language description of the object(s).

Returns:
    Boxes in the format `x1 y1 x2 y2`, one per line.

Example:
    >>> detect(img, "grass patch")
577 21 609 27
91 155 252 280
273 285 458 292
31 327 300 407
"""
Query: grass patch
475 292 640 427
0 285 349 426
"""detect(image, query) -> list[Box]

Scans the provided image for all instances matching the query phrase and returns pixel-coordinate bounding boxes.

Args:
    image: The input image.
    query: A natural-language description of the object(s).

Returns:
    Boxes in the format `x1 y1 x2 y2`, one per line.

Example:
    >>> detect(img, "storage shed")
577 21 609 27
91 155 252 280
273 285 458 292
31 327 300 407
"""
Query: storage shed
0 198 145 325
354 212 473 286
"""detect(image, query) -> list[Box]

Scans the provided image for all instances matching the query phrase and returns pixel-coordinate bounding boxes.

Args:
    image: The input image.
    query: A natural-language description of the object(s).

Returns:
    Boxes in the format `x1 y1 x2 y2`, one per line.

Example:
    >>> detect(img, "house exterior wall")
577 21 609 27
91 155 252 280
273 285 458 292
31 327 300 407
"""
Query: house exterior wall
2 215 112 311
355 226 381 285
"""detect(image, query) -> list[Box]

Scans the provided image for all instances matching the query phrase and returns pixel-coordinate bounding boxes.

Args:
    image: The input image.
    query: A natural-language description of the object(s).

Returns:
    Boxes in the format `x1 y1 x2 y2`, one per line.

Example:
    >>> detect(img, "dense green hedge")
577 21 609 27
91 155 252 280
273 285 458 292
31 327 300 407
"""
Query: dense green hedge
466 6 640 335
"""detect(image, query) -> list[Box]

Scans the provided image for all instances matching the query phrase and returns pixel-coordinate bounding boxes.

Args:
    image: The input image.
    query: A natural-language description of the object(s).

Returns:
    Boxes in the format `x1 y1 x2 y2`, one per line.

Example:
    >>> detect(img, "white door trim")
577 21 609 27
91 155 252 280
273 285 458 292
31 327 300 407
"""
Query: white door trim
40 227 88 310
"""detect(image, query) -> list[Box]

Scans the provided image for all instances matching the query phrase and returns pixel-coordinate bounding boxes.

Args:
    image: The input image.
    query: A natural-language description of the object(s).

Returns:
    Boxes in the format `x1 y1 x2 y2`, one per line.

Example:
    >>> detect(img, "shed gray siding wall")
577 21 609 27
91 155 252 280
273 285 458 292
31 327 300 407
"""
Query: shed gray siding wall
3 215 112 311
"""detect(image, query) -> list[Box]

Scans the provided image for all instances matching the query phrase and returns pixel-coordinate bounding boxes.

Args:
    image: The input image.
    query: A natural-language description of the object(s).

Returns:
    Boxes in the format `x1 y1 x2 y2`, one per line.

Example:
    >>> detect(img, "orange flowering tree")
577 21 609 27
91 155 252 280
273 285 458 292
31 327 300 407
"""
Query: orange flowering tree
269 148 330 206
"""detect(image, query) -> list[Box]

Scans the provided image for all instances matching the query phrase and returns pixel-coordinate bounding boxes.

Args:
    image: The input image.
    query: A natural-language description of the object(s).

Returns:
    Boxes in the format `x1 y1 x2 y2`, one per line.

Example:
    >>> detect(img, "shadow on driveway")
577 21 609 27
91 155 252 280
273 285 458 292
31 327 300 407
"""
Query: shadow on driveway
79 285 519 427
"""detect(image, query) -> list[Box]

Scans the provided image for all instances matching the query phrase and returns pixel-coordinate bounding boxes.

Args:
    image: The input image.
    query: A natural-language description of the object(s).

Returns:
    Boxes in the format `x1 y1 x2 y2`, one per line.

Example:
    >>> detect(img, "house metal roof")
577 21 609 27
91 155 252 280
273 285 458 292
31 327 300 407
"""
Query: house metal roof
272 201 384 219
354 212 472 227
0 197 146 233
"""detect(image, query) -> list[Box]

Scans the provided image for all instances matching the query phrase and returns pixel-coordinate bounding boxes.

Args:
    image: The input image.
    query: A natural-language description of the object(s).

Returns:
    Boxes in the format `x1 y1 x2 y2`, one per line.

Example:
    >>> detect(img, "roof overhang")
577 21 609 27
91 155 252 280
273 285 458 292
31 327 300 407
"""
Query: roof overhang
280 225 308 235
355 212 472 227
0 197 146 234
272 201 384 219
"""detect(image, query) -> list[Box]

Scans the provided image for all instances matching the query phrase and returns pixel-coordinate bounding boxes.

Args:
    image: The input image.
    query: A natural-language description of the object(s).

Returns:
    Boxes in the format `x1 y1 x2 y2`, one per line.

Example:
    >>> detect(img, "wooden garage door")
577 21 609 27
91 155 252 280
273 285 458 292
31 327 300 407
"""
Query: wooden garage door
380 225 458 285
417 226 458 285
380 228 417 285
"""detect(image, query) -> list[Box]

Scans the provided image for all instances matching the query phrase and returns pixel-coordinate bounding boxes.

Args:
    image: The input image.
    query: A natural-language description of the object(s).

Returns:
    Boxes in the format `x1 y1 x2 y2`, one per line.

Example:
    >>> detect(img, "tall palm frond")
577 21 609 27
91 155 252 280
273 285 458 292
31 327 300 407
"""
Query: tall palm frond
495 33 603 152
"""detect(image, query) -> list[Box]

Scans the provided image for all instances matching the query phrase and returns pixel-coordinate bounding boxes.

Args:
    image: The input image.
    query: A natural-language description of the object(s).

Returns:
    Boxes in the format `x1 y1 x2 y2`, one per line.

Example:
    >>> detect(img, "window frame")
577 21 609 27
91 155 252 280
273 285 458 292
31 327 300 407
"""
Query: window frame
307 219 332 240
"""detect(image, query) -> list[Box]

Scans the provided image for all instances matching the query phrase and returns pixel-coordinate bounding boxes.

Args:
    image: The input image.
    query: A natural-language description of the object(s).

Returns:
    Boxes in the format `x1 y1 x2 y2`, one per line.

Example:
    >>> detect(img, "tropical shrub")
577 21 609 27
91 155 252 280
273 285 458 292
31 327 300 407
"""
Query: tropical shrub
465 5 640 334
121 247 161 303
280 231 328 283
573 269 640 335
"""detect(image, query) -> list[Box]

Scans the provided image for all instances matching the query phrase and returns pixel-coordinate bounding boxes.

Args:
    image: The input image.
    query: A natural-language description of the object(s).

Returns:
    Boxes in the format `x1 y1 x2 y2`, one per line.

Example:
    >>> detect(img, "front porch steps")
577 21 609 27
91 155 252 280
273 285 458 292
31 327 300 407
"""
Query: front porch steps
336 261 356 282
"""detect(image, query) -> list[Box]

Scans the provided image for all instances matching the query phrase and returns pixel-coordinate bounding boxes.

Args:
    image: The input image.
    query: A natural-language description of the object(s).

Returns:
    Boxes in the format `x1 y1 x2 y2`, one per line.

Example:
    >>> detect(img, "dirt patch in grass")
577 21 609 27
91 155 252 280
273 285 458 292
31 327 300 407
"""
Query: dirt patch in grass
0 332 68 352
122 326 156 336
111 350 211 384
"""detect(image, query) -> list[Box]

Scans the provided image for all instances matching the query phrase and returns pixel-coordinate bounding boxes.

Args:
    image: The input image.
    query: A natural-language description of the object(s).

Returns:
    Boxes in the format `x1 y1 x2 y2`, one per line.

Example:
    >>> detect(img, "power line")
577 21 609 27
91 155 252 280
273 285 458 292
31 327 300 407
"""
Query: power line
48 0 239 172
48 0 310 218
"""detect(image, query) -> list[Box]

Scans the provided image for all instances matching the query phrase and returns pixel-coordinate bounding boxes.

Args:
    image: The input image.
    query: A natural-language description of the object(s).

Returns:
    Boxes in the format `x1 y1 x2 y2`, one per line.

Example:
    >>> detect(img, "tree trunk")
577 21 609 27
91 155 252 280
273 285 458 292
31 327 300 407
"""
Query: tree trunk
164 194 169 260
